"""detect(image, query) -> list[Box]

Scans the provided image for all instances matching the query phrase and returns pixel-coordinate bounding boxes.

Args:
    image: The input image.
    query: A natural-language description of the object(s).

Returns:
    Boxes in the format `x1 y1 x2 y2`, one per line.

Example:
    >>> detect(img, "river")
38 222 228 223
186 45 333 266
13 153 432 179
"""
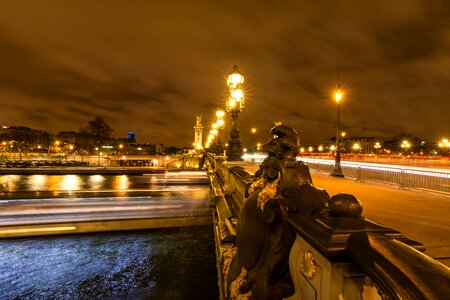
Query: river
0 172 218 299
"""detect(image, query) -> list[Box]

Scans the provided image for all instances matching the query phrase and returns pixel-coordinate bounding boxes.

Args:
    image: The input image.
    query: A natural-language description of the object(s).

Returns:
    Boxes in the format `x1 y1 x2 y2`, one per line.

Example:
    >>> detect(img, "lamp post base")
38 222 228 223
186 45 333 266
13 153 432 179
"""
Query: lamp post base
331 151 344 177
330 171 344 178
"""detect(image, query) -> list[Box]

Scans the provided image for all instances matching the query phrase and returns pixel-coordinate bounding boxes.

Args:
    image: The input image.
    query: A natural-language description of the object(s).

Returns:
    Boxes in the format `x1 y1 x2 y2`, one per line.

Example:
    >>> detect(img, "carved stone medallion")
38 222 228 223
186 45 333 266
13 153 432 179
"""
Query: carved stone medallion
299 249 319 280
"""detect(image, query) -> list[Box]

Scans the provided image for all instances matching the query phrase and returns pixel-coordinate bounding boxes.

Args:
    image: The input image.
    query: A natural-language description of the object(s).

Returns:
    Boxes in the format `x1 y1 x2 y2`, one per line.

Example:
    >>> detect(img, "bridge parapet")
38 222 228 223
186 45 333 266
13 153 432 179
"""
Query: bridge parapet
208 125 450 300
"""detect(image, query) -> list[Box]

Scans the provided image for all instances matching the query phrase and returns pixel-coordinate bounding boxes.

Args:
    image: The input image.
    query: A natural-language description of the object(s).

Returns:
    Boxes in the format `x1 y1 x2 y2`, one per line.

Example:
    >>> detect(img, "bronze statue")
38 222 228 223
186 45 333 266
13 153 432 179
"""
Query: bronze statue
226 124 362 299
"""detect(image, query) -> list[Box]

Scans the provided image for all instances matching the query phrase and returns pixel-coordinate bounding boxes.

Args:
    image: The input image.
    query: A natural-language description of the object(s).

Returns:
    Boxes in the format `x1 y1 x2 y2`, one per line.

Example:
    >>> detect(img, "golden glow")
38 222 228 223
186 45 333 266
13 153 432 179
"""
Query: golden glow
113 175 130 190
300 147 305 153
308 146 313 152
341 132 346 138
217 119 224 127
231 88 244 101
228 98 236 108
330 145 336 151
439 138 450 148
243 148 247 152
251 128 256 134
29 175 47 191
0 226 77 235
227 66 244 89
210 129 218 135
212 123 218 129
216 110 225 118
353 143 361 150
69 145 74 150
225 143 229 147
119 144 124 149
374 142 381 149
334 84 343 104
90 175 105 189
401 140 411 149
60 175 81 191
318 145 323 151
55 140 60 146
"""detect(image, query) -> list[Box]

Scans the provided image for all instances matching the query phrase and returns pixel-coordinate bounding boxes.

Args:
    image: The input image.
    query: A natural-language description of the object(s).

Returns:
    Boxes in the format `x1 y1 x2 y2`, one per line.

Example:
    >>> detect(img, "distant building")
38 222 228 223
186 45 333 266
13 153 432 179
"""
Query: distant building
320 136 381 154
128 131 136 142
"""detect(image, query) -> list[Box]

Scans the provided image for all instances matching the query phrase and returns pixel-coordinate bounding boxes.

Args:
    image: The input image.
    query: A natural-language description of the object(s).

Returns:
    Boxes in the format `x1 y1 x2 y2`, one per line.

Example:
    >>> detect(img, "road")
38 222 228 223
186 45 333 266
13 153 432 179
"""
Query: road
245 163 450 266
313 172 450 266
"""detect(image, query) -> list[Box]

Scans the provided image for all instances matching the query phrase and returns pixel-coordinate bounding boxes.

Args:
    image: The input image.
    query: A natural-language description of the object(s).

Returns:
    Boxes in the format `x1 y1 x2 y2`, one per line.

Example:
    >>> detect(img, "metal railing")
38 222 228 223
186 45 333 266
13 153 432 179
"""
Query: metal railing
301 158 450 193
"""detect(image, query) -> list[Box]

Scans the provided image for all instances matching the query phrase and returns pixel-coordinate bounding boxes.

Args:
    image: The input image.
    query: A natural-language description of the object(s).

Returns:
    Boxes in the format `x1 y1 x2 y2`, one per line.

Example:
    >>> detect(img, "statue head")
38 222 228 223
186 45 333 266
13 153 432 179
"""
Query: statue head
262 124 300 164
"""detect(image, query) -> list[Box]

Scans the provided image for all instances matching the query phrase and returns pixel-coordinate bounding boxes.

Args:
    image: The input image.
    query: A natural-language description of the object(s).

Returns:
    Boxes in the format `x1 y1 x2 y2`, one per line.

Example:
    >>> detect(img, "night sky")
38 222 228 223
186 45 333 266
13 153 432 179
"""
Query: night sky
0 1 449 147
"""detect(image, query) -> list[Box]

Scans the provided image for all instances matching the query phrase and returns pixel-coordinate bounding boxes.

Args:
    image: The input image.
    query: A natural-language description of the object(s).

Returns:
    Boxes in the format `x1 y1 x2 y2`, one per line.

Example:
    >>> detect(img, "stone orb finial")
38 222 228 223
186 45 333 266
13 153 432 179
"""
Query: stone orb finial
329 193 363 218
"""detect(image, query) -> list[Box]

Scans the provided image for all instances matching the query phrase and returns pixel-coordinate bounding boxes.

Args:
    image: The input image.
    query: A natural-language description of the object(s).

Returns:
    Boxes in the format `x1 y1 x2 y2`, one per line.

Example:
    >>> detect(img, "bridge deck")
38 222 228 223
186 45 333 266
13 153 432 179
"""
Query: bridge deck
246 161 450 267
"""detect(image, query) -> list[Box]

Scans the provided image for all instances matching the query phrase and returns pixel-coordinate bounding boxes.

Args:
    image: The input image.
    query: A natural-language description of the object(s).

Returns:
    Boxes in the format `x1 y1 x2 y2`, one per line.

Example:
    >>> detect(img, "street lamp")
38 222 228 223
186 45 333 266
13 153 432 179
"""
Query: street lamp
215 110 225 155
352 143 361 153
331 84 344 177
226 65 245 161
374 142 381 154
401 140 411 154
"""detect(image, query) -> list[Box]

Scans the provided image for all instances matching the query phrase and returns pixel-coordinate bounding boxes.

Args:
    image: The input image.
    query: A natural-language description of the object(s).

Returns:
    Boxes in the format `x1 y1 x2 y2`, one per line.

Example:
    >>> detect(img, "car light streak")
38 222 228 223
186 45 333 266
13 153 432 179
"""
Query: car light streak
242 154 450 179
0 226 77 234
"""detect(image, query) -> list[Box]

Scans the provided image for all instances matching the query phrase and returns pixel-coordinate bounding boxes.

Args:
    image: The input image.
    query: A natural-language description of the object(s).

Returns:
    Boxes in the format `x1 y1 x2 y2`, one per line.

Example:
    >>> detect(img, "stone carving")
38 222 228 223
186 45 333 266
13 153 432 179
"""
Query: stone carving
225 124 367 299
196 115 202 126
298 249 318 280
226 124 312 299
364 277 389 300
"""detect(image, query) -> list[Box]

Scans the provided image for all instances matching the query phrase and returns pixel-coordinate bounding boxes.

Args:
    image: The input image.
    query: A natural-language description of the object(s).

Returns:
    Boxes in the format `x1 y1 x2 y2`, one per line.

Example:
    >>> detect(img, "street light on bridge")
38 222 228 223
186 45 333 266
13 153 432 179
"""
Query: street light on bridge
226 65 245 161
215 110 225 155
331 84 344 177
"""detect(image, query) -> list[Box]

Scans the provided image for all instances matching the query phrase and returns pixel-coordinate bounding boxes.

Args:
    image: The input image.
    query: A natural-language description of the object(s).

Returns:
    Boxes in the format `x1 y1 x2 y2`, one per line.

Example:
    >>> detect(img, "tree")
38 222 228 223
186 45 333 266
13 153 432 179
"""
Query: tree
86 117 113 143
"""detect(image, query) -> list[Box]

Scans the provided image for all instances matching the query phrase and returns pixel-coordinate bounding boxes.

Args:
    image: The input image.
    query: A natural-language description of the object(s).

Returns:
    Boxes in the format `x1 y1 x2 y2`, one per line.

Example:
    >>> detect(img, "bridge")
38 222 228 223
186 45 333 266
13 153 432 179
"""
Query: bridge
1 150 449 299
206 125 450 300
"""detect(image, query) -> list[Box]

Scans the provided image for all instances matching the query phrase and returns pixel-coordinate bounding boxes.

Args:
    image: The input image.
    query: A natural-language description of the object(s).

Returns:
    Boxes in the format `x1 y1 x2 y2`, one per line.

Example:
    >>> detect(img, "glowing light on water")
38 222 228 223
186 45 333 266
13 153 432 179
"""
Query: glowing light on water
60 175 81 191
113 175 130 190
28 175 47 191
89 175 105 189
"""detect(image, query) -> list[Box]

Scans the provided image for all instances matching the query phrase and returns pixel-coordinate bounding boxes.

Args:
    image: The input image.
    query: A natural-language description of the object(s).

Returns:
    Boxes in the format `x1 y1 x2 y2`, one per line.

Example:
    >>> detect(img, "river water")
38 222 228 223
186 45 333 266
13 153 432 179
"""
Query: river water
0 173 218 299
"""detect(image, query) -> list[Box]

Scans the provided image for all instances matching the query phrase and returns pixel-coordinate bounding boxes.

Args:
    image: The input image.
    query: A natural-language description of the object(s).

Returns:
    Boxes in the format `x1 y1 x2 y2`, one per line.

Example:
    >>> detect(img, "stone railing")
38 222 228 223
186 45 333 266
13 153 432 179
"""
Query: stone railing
207 124 450 300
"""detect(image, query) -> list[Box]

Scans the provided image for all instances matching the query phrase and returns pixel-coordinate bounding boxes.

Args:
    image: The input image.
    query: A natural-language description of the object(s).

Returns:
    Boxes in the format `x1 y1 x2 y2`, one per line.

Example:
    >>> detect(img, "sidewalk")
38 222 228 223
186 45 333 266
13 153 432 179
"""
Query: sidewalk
313 172 450 267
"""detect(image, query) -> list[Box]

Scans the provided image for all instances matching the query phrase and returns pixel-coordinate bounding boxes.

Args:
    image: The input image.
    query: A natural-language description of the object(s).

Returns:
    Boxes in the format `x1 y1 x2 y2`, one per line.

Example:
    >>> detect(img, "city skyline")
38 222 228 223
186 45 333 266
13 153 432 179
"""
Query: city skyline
0 1 449 146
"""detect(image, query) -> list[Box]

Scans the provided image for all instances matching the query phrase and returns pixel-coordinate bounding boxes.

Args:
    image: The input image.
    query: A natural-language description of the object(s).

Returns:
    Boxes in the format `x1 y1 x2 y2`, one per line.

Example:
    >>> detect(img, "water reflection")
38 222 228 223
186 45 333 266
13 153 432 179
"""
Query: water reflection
0 172 208 195
113 175 130 190
28 175 47 191
60 175 82 191
89 175 105 190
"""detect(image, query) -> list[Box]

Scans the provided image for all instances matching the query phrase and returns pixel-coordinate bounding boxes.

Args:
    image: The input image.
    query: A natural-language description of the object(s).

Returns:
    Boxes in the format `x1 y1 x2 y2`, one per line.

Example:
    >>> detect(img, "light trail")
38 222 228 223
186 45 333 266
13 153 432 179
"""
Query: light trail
0 226 77 234
242 154 450 177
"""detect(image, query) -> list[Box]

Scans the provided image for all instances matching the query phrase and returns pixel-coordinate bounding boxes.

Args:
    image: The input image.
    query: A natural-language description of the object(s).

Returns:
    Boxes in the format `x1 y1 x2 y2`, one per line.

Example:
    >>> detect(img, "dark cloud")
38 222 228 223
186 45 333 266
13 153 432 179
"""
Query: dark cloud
0 0 449 146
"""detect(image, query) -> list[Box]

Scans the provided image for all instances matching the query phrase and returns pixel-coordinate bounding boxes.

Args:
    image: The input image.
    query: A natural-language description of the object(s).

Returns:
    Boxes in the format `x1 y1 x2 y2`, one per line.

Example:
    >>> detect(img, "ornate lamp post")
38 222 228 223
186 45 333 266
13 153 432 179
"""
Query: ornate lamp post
226 65 245 161
331 84 344 177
